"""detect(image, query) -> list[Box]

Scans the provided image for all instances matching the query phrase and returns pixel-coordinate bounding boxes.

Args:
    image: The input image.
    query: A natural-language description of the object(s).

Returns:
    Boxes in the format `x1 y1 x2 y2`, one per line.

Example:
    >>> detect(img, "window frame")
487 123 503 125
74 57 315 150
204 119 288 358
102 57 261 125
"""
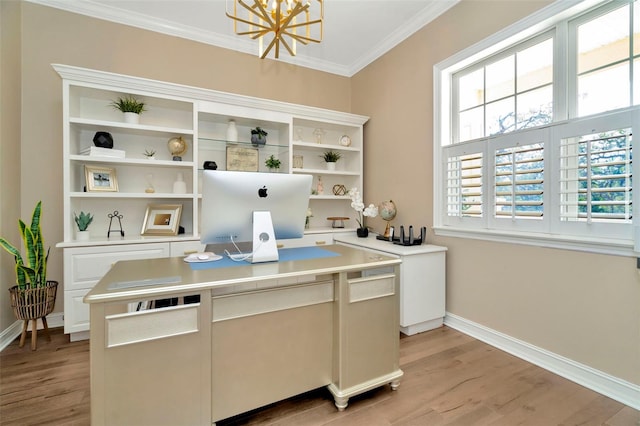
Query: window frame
433 0 639 257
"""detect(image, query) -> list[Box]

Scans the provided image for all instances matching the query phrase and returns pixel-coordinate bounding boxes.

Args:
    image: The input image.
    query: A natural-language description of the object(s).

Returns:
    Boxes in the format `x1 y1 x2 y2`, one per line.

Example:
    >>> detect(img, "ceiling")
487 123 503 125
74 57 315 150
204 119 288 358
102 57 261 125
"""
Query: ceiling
29 0 459 76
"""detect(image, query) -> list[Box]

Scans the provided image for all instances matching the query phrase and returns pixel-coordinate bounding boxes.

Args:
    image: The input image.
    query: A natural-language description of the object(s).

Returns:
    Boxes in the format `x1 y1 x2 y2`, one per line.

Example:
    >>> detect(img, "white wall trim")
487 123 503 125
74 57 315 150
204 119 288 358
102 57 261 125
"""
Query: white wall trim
0 313 64 352
445 313 640 411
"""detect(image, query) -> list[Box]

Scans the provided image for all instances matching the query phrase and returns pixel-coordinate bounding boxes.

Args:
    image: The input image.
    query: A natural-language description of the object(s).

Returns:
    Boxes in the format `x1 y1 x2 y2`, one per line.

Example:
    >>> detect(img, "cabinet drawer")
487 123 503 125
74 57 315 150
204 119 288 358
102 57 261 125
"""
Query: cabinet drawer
277 233 335 248
170 240 205 257
64 243 170 290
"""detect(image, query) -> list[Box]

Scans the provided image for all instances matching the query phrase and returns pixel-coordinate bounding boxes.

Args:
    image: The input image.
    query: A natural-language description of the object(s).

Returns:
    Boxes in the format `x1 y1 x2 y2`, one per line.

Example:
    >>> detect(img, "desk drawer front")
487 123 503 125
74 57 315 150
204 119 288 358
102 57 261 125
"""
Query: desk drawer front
212 281 333 322
106 304 199 348
349 274 395 303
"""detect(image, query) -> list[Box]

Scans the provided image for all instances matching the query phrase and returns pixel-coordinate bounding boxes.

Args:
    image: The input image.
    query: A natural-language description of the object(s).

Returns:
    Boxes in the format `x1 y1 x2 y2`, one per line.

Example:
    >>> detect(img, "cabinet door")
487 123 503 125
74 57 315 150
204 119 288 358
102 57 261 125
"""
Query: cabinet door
64 243 170 335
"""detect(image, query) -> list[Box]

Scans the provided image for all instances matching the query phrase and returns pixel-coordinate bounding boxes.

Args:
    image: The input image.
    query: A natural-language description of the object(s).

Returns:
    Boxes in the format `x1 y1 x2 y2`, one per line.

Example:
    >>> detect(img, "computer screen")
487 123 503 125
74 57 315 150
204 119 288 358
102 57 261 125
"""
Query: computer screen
200 170 312 262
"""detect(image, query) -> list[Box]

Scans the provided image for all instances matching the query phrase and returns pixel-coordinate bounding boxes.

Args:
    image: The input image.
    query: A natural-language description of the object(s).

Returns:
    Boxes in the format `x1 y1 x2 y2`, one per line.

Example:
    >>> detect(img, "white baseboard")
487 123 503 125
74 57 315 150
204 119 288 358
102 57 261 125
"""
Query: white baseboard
444 313 640 411
0 312 64 352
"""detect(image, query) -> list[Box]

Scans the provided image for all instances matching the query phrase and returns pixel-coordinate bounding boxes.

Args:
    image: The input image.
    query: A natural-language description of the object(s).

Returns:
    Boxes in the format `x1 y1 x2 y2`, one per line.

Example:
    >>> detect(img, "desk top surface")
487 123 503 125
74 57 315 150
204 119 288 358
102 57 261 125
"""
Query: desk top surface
84 244 400 304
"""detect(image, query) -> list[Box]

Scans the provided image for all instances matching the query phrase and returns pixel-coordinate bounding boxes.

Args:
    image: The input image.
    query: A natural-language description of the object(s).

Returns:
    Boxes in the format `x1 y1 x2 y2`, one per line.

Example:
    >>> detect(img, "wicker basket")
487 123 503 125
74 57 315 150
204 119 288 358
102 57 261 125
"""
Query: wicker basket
8 281 58 320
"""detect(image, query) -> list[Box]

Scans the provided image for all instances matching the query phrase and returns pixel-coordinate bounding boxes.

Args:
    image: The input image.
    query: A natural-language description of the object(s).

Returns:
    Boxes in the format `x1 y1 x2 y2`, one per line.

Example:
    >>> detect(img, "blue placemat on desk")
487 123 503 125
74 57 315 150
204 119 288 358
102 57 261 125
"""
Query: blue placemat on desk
188 246 340 270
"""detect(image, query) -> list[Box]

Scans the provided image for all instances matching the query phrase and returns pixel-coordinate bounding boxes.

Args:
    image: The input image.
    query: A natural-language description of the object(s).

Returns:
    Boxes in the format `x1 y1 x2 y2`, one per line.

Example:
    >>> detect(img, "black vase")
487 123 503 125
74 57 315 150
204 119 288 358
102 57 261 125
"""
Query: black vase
356 227 369 238
93 131 113 149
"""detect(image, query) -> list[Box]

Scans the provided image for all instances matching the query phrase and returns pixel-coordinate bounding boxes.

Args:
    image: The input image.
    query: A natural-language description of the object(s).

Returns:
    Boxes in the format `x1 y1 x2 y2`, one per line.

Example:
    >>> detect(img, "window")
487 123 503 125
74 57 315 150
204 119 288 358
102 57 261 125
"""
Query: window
435 0 640 256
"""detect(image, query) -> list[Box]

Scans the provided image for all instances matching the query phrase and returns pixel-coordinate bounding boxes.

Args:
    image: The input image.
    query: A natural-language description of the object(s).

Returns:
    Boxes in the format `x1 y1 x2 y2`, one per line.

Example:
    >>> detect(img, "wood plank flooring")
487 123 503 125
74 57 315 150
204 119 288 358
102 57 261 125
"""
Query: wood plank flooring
1 326 638 425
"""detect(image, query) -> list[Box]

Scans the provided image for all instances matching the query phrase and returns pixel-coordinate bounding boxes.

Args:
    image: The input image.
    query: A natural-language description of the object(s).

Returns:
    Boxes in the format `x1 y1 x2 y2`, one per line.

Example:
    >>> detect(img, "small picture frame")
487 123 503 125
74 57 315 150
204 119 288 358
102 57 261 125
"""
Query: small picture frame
85 166 118 192
141 204 183 236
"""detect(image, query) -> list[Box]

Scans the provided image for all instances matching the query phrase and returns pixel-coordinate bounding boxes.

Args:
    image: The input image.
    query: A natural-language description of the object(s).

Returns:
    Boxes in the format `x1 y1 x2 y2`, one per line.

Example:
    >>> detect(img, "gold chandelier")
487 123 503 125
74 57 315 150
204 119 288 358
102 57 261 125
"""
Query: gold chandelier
226 0 324 59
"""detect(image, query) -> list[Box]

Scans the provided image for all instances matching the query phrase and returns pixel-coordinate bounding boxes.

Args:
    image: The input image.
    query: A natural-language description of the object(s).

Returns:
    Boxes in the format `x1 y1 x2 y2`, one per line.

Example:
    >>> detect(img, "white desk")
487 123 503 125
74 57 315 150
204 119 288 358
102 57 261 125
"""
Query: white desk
335 234 447 335
84 244 403 425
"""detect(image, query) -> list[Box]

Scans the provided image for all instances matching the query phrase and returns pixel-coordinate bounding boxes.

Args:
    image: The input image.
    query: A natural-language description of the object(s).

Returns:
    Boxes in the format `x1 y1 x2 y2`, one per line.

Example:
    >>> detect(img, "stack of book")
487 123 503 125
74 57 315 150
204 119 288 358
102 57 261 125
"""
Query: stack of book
81 146 125 158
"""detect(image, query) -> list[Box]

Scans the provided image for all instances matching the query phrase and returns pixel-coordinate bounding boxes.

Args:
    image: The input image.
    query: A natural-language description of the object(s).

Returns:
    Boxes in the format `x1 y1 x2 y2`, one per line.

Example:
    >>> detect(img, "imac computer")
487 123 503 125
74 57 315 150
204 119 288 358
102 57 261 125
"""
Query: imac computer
201 170 312 263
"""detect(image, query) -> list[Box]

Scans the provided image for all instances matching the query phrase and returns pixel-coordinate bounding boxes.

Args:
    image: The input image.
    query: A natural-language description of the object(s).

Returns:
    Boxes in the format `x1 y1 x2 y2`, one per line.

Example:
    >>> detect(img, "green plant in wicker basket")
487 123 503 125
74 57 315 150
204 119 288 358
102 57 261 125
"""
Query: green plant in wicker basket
74 211 94 231
0 201 50 290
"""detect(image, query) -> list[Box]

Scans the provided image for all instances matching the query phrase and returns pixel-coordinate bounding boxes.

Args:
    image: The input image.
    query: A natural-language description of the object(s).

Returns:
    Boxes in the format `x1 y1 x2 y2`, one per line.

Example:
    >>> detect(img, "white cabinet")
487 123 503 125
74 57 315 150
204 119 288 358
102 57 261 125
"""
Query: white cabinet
62 243 171 340
54 64 368 339
335 235 447 335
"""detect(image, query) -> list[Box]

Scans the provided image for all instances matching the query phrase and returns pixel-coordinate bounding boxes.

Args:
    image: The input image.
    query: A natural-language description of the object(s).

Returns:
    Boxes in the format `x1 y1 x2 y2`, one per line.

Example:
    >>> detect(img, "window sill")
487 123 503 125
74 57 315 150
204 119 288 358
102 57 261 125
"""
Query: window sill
432 226 635 257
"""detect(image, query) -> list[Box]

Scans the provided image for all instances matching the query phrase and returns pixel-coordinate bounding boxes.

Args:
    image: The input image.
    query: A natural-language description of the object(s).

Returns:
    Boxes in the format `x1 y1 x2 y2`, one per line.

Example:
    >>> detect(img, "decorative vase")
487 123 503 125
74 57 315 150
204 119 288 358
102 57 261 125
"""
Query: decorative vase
251 134 266 146
226 120 238 142
356 227 369 238
123 112 140 124
76 230 90 241
173 172 187 194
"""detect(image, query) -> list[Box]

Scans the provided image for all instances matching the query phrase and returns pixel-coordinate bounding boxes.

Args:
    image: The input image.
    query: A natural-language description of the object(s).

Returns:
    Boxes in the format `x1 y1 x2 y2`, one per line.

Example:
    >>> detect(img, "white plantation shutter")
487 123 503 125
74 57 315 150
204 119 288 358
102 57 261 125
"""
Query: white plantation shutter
560 129 632 223
494 143 544 219
444 144 484 224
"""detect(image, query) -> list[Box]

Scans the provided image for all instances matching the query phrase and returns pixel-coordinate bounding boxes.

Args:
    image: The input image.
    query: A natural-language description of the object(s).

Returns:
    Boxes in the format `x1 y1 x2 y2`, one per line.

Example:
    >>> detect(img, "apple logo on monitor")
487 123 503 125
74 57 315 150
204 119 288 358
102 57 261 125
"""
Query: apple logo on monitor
258 186 268 198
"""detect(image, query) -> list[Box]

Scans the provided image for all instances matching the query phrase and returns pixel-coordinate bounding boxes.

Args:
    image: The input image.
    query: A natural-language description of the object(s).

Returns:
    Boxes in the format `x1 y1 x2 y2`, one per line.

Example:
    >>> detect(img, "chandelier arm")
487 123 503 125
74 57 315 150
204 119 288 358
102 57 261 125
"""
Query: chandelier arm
260 36 279 59
282 31 320 45
225 13 272 31
238 0 272 23
285 19 323 29
279 36 296 56
252 0 276 27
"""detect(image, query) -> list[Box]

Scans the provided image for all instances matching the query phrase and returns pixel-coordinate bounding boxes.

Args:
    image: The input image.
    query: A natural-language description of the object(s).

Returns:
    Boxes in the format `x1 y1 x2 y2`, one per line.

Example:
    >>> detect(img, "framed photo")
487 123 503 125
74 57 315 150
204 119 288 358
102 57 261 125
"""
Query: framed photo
141 204 183 236
226 146 259 172
85 166 118 192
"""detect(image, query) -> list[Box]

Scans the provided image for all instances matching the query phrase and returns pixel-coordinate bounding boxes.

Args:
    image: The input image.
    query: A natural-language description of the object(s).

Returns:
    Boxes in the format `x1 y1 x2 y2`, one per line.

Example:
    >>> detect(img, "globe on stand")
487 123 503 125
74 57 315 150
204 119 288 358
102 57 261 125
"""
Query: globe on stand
379 200 397 238
168 136 187 161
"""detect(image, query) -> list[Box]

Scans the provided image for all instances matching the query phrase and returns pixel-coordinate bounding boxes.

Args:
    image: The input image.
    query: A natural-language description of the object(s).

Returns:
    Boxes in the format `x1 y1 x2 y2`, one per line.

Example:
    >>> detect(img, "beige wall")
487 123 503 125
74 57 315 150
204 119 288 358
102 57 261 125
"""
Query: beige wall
1 0 24 332
352 0 640 386
3 0 638 390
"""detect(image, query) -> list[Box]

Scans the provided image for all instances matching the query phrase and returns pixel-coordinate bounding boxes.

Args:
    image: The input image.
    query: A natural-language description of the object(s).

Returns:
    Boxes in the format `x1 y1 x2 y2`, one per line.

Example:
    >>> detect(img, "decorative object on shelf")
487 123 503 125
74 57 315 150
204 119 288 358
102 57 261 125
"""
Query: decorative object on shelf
107 210 125 238
293 154 304 169
305 208 313 229
0 201 58 350
203 161 218 170
327 216 349 228
349 187 378 237
226 146 259 171
378 200 397 239
145 173 155 193
173 172 187 194
93 131 114 149
295 127 304 141
85 165 118 192
168 136 188 161
265 154 281 172
73 211 93 241
225 0 324 59
322 150 341 171
332 184 347 196
110 95 145 124
250 127 268 146
226 119 239 142
339 135 352 147
143 149 156 160
313 128 325 144
316 175 324 194
141 204 183 236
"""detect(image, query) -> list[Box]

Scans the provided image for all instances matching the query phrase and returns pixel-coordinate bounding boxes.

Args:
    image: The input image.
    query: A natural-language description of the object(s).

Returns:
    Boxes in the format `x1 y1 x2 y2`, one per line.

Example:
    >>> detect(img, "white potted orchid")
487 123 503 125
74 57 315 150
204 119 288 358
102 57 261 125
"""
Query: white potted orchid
348 187 378 237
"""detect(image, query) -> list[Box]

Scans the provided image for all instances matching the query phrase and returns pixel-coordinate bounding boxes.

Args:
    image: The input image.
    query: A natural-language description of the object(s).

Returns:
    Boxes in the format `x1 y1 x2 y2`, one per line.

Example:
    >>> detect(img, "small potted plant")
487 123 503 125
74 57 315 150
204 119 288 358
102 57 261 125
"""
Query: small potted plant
0 201 58 349
111 95 146 124
251 127 268 146
265 154 281 172
73 211 93 241
143 149 156 160
321 150 342 171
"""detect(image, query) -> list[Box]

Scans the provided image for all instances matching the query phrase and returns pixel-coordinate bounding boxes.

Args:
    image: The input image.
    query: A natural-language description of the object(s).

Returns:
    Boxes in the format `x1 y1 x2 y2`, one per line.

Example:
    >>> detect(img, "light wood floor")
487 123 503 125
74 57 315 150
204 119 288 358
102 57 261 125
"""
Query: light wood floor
1 326 638 425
